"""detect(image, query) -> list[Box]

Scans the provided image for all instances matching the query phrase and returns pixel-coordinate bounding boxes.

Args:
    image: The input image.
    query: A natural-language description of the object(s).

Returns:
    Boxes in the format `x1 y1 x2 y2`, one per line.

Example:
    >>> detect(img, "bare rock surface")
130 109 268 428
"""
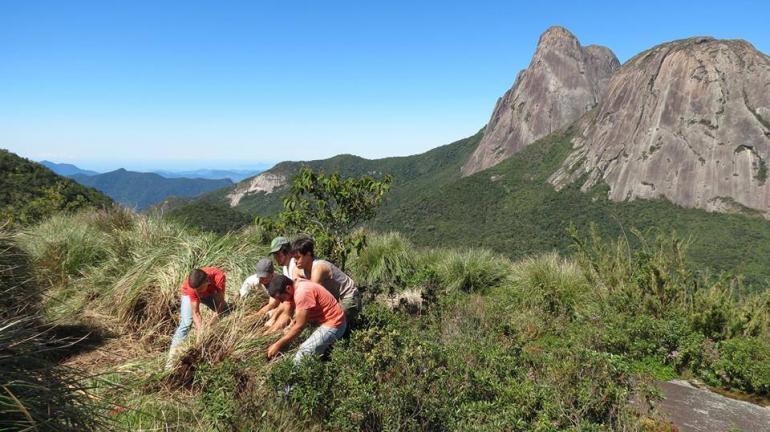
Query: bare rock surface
550 37 770 217
226 172 287 207
657 380 770 432
461 26 619 176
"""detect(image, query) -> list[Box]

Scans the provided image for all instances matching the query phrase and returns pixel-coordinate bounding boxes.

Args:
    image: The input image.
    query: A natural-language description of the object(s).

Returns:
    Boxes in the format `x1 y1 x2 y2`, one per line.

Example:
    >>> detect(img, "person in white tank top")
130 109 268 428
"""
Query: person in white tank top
292 237 362 325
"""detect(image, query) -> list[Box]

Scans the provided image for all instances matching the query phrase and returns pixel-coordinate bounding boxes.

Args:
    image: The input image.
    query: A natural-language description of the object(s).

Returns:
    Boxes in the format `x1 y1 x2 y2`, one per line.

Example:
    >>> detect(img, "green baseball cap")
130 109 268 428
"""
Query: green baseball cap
269 236 290 254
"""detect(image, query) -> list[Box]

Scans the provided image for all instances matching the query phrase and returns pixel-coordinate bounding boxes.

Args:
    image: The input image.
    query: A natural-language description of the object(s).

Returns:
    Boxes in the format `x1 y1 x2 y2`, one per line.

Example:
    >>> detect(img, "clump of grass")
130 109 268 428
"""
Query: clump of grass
21 209 270 346
0 229 108 431
509 252 592 321
166 300 273 388
18 212 112 287
348 231 415 296
432 248 508 294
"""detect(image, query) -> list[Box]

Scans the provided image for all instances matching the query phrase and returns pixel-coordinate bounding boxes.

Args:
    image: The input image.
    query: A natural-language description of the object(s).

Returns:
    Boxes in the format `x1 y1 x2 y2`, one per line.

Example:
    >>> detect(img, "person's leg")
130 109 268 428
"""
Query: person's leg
293 321 347 365
341 291 362 336
166 296 193 369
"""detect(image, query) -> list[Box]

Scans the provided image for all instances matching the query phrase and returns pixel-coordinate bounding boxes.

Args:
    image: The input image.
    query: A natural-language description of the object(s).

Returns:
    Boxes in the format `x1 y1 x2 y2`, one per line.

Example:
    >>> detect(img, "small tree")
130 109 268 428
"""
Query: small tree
257 167 393 270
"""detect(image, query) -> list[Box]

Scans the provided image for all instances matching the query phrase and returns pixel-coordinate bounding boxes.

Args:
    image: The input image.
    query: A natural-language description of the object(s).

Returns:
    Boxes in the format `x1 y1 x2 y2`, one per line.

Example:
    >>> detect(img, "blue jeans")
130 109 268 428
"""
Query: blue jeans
169 294 222 351
293 320 347 365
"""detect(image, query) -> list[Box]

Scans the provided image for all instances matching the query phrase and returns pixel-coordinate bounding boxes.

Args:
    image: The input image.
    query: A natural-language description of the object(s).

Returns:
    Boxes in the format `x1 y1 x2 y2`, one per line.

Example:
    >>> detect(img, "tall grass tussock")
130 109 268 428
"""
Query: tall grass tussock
0 228 107 431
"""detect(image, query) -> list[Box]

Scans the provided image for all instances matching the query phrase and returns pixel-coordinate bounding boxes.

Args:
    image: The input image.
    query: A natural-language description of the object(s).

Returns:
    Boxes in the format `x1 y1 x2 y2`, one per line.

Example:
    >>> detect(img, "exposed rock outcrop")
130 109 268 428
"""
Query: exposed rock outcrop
226 172 287 207
461 26 620 176
656 380 770 432
550 37 770 217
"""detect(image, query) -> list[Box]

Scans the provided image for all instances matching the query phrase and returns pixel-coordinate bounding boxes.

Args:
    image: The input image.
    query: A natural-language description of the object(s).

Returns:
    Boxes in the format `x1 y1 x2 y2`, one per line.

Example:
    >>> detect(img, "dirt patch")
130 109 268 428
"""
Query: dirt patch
63 333 153 372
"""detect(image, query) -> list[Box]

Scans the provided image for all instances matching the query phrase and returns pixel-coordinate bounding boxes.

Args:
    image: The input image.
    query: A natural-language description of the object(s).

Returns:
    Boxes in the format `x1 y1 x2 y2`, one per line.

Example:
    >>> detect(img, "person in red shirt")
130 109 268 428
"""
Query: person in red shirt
166 267 227 369
265 274 346 364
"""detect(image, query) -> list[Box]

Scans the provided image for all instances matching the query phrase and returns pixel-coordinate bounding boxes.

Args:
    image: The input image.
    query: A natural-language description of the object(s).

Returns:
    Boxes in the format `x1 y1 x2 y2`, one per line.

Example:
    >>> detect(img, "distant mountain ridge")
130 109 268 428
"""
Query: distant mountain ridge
40 161 100 177
70 169 233 210
153 168 264 182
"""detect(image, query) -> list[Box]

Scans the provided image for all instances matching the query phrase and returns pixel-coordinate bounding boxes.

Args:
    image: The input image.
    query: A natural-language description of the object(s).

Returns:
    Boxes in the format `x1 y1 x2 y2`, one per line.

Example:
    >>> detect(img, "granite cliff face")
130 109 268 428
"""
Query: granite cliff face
226 172 287 207
550 37 770 216
461 26 620 176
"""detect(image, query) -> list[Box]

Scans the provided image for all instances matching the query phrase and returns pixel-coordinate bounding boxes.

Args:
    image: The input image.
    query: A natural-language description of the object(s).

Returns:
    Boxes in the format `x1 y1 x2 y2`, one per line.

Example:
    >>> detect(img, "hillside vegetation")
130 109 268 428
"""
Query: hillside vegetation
0 149 112 226
373 128 770 288
177 127 770 288
14 208 770 431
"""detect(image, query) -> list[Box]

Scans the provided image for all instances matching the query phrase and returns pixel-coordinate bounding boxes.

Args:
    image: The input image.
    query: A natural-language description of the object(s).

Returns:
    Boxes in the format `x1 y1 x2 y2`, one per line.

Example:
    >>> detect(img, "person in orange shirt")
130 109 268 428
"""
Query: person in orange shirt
265 274 346 364
166 267 227 369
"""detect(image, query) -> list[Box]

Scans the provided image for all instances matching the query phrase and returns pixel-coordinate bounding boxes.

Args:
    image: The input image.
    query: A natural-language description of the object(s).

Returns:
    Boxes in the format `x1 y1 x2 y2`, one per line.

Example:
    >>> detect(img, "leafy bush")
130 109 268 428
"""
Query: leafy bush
706 337 770 395
257 167 392 270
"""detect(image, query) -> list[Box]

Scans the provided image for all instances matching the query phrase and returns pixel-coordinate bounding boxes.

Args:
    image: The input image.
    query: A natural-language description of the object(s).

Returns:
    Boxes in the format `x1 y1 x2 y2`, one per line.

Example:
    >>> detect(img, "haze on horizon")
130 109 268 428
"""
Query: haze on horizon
2 0 768 172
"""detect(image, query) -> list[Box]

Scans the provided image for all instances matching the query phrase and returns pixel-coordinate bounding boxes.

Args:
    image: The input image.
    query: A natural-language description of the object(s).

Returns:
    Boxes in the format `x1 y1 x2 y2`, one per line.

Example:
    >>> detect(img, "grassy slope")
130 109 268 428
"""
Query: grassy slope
17 213 770 430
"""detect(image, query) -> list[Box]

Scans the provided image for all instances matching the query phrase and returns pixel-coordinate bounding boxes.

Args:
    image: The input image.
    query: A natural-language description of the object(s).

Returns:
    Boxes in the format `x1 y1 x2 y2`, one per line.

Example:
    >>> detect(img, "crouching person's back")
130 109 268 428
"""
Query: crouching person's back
265 275 346 364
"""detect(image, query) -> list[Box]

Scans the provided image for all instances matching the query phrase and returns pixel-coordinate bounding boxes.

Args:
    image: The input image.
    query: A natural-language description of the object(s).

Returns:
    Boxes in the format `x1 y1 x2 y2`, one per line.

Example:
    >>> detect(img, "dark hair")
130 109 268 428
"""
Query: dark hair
267 274 293 298
188 269 208 289
277 243 292 255
292 237 314 256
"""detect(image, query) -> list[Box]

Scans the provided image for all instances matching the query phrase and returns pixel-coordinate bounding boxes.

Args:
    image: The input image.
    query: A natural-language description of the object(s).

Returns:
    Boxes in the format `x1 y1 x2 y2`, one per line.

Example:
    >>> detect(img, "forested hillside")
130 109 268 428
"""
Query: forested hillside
0 149 112 226
70 169 233 210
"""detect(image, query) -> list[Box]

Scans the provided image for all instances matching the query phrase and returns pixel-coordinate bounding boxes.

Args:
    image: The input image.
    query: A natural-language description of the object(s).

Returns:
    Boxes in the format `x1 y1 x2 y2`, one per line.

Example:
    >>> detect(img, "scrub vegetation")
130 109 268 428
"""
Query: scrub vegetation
8 207 770 431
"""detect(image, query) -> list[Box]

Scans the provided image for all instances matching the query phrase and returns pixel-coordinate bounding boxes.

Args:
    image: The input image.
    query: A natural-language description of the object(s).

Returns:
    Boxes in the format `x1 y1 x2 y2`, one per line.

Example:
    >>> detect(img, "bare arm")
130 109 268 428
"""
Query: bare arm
214 290 226 315
257 296 280 316
267 308 308 358
309 262 330 285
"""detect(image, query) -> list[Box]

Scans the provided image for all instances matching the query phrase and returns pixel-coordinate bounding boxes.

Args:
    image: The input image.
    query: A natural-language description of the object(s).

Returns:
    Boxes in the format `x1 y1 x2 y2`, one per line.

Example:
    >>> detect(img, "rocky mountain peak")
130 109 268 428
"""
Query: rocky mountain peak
549 36 770 216
536 25 580 50
461 26 620 176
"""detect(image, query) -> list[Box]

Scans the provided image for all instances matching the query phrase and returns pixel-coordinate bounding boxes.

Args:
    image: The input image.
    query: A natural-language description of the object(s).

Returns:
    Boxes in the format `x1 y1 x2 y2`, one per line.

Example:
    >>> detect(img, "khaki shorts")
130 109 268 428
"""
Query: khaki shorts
340 290 362 323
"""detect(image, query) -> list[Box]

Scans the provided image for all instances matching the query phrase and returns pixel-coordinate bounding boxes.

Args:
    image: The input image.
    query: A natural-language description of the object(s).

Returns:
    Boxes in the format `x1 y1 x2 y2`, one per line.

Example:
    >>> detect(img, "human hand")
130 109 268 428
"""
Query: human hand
267 342 282 359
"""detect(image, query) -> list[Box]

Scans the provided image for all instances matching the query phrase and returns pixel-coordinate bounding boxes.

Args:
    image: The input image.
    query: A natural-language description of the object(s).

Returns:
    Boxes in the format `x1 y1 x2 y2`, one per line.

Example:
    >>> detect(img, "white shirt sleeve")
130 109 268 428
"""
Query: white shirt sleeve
239 274 261 298
283 257 298 279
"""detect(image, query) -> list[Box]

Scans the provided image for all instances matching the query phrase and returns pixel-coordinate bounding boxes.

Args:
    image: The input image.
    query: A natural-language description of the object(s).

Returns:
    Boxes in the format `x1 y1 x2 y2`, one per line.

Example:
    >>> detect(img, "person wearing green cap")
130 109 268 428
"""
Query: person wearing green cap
259 236 299 334
269 236 298 279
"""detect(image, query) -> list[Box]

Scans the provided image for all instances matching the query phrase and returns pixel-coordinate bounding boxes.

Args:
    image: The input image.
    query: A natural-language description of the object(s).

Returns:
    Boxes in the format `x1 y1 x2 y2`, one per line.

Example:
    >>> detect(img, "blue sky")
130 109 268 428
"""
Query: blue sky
2 0 768 171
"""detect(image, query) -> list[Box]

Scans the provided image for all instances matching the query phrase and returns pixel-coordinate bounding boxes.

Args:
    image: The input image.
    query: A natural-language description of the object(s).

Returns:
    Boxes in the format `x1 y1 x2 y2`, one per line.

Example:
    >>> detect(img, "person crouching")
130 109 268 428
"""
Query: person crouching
266 274 346 364
166 267 227 369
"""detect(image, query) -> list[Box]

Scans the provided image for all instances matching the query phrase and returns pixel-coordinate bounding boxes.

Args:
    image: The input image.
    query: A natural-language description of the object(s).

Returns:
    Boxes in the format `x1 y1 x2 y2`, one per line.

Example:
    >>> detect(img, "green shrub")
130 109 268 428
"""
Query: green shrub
707 337 770 395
